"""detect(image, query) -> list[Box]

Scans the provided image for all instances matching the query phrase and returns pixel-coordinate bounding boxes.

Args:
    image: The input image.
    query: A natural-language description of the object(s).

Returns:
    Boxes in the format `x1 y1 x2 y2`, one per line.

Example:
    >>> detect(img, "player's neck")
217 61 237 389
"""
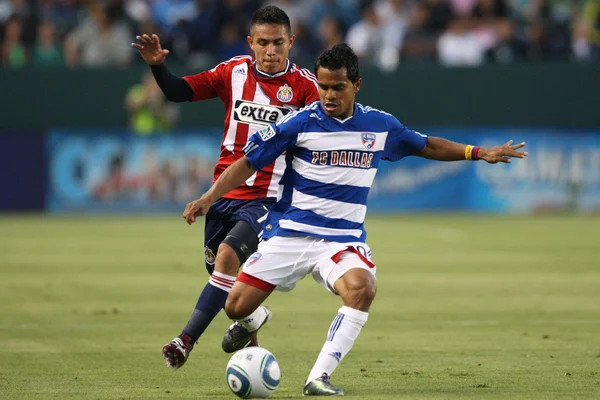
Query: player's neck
331 103 356 123
254 59 290 78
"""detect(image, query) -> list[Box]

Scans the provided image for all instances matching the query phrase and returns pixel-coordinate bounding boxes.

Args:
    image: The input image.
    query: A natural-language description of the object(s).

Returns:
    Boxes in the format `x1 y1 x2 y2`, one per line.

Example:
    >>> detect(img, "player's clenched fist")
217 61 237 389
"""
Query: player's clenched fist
183 197 212 225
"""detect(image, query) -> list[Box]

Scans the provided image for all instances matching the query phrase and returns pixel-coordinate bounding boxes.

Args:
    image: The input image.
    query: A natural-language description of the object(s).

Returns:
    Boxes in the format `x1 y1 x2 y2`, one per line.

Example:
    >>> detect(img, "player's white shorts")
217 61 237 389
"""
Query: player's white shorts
238 236 376 294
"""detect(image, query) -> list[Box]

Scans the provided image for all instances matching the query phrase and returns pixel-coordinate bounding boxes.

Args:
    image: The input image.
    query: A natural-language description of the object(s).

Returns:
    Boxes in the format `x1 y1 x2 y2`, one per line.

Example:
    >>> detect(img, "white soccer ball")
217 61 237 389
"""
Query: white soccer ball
225 347 281 398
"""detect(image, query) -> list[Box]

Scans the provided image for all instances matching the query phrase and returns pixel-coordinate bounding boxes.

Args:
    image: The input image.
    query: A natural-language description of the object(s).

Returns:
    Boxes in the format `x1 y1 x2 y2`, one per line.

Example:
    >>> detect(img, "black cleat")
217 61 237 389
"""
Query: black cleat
222 306 272 353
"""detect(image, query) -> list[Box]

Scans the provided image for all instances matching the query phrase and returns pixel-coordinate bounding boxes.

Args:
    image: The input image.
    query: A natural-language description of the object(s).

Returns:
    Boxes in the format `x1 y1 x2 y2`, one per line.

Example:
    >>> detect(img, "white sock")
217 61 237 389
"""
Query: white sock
209 271 236 292
236 306 268 332
306 306 368 384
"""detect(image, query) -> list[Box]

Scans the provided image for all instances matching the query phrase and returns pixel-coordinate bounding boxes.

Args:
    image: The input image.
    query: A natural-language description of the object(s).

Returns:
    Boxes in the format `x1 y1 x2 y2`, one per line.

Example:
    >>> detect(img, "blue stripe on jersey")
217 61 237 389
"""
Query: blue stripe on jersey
274 226 367 243
292 170 369 206
283 206 364 231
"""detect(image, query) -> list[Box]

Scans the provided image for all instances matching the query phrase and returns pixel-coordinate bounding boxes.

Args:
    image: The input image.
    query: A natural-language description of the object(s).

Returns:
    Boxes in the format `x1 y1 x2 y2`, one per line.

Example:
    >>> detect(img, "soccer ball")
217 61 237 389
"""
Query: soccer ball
225 347 281 398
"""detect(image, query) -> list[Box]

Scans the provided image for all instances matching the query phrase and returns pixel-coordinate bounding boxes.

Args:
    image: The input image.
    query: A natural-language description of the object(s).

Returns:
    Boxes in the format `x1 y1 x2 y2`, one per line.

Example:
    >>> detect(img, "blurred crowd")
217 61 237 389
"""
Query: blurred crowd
1 0 599 70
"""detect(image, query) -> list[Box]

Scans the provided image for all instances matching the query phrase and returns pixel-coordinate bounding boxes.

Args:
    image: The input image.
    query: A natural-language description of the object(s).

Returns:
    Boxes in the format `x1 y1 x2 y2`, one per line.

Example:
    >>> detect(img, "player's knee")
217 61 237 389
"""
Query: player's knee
340 271 377 311
224 296 248 320
215 243 241 276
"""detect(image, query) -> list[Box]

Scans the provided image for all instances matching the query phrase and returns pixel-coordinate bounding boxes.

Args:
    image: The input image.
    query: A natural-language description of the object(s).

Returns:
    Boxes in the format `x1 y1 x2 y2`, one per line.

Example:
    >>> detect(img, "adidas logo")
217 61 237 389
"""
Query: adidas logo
328 352 342 362
235 68 247 75
243 318 254 324
310 112 321 120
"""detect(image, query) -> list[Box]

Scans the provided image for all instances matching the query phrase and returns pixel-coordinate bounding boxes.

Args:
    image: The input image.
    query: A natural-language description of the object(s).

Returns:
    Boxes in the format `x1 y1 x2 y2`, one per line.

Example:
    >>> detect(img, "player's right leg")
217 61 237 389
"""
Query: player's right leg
221 236 316 353
221 278 274 353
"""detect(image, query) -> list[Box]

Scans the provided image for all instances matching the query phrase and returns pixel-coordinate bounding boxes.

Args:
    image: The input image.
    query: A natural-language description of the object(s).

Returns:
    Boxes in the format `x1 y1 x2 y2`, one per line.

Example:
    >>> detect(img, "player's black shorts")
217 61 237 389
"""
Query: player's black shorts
203 197 276 274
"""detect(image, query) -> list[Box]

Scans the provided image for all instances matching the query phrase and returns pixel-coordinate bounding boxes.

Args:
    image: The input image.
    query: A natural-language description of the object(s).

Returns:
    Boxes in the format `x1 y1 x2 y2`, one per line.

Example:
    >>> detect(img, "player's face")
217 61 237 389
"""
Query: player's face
248 24 295 75
316 67 361 119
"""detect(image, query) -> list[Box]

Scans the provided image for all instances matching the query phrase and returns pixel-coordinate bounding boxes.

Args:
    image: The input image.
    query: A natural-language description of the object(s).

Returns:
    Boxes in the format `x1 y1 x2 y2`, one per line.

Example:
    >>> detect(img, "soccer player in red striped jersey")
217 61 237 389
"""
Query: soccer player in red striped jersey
132 6 319 370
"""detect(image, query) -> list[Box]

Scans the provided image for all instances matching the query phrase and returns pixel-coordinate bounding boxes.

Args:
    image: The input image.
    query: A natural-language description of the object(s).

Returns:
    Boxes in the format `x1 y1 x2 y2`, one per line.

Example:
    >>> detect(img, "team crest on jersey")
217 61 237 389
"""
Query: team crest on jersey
276 84 294 102
246 252 262 267
361 133 376 150
204 247 216 265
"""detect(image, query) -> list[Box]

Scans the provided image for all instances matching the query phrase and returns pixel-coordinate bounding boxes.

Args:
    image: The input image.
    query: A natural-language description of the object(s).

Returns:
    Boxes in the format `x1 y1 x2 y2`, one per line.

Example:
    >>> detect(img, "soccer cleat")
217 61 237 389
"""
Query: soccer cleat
222 306 272 353
162 334 194 370
303 373 344 396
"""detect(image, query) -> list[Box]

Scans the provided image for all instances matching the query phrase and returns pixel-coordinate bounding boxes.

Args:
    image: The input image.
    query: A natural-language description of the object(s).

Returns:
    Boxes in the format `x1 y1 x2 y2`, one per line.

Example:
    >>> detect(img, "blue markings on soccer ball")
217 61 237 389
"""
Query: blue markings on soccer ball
260 354 280 391
226 365 252 398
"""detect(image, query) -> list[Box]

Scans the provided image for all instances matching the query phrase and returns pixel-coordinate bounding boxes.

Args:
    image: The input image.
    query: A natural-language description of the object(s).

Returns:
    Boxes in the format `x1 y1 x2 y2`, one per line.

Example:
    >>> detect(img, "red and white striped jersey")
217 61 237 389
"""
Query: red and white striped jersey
183 56 320 200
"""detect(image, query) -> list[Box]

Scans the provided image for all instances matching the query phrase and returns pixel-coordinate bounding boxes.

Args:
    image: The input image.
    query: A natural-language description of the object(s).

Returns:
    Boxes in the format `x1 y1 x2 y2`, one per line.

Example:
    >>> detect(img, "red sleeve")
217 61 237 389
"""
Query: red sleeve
298 68 320 105
183 58 238 102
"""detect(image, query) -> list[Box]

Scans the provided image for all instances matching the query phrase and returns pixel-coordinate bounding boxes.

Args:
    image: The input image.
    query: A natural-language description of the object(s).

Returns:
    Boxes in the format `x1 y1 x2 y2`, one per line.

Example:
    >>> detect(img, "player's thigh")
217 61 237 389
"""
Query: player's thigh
313 244 377 296
221 198 275 263
203 203 234 274
241 236 318 292
220 220 260 270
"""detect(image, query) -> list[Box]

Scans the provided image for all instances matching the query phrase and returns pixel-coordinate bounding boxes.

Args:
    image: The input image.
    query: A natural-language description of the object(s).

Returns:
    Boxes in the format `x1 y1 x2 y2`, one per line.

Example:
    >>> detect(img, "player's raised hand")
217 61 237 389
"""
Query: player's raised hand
131 33 169 66
183 196 212 225
479 140 528 164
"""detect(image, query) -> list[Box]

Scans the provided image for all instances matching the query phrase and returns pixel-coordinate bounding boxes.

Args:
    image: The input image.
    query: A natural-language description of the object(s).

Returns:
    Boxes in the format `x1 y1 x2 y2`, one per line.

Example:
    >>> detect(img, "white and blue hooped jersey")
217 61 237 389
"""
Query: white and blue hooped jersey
243 101 427 243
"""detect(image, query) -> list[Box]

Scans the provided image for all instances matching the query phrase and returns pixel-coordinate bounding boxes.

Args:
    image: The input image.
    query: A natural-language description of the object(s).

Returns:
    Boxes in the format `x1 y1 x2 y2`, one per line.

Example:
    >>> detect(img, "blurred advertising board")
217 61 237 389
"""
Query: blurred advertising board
47 129 600 213
47 130 221 212
371 129 600 212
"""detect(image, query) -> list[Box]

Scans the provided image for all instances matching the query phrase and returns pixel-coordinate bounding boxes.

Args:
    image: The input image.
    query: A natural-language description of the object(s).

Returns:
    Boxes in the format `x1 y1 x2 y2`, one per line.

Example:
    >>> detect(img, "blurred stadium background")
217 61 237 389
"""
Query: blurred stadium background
1 0 600 399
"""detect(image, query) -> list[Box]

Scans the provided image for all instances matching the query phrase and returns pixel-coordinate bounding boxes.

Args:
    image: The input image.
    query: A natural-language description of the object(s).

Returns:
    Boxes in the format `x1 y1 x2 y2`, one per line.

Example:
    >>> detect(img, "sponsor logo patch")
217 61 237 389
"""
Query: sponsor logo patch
276 84 294 102
233 100 291 126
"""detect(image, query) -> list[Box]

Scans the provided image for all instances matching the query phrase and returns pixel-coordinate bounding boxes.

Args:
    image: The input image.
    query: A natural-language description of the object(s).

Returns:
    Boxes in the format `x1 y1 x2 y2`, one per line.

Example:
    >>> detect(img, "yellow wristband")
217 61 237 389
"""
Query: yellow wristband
465 145 474 160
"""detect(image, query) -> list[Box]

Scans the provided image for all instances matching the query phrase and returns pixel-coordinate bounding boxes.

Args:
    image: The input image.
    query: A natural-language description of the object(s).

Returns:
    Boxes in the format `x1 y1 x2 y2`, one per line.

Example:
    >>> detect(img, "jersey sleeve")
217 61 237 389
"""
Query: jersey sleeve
300 69 320 104
382 116 428 161
243 112 304 171
183 59 232 101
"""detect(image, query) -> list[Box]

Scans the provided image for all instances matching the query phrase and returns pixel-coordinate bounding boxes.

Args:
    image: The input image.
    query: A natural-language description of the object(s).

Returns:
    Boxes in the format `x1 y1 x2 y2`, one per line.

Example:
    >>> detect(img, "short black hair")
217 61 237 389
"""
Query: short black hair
250 5 292 36
315 43 360 83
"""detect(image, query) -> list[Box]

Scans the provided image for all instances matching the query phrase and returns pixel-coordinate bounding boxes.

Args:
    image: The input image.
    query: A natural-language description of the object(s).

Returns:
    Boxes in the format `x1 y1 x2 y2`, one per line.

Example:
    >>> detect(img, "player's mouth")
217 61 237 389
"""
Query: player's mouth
324 102 338 112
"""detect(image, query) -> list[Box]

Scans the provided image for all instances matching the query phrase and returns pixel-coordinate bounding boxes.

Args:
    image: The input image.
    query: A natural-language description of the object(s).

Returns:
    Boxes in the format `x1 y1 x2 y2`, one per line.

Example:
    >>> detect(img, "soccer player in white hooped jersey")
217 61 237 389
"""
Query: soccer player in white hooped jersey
183 44 528 396
132 6 319 370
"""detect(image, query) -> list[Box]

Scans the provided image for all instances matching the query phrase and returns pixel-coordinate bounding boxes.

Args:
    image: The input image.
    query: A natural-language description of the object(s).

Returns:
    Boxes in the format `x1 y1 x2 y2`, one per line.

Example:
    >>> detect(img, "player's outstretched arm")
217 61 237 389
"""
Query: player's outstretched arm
417 137 527 163
183 157 256 225
131 34 193 102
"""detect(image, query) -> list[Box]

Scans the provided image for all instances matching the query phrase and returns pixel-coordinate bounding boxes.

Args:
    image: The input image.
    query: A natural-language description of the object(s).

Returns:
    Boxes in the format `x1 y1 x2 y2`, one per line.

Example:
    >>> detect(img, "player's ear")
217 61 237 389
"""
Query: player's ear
288 34 296 49
247 35 253 50
354 78 362 93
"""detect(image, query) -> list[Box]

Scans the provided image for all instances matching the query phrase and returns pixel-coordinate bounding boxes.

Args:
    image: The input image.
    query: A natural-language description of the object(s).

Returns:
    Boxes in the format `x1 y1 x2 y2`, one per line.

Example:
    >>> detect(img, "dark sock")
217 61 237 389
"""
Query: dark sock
181 273 235 343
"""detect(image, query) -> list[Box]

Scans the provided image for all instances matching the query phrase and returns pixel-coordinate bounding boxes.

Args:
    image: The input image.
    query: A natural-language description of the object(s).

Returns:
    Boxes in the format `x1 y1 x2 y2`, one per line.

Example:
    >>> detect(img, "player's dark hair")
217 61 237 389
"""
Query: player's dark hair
315 43 360 83
250 5 292 36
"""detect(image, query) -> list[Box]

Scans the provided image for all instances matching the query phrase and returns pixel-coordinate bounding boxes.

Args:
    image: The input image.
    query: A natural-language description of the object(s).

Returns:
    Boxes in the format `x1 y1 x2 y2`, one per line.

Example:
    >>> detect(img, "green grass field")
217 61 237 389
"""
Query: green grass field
1 214 599 399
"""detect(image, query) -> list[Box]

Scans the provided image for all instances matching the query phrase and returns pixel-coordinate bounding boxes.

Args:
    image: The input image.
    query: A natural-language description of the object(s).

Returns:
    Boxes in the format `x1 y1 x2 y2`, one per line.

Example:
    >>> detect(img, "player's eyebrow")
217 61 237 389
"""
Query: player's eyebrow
318 83 346 90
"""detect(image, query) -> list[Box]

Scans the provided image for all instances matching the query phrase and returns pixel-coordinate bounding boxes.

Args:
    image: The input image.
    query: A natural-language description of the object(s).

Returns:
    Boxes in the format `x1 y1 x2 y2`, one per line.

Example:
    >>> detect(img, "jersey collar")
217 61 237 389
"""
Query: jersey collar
253 59 291 78
318 102 359 124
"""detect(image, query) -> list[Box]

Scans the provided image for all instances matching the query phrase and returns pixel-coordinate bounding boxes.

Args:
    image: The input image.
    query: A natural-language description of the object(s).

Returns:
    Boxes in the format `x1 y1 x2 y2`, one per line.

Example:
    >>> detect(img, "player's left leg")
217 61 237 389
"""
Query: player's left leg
304 250 377 396
162 199 272 369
